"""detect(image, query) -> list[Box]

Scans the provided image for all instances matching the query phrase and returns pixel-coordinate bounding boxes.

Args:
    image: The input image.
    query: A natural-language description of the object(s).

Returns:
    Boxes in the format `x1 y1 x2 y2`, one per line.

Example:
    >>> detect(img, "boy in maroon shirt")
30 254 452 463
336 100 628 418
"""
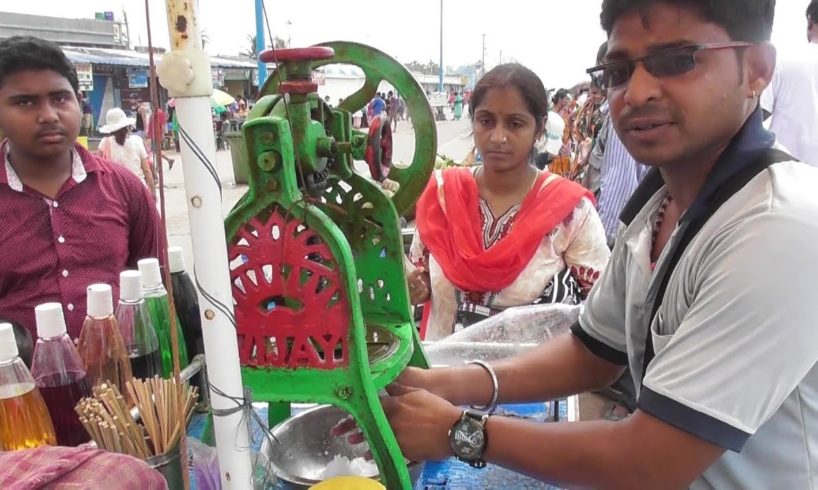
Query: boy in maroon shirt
0 36 163 339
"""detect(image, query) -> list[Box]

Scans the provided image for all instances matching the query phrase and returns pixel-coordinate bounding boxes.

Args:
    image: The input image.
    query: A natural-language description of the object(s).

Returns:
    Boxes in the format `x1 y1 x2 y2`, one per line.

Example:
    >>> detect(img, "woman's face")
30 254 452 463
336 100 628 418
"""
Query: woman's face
558 95 573 111
472 86 541 173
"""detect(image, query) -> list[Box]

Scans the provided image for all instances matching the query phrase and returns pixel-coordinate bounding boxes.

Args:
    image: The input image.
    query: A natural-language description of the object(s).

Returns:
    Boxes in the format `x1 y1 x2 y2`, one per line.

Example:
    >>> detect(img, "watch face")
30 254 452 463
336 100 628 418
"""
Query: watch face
450 416 486 460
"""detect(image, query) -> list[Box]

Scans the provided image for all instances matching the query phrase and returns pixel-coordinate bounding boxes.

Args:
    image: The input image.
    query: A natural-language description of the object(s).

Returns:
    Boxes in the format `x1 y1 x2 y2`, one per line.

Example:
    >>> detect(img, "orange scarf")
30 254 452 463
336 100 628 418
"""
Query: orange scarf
417 167 593 293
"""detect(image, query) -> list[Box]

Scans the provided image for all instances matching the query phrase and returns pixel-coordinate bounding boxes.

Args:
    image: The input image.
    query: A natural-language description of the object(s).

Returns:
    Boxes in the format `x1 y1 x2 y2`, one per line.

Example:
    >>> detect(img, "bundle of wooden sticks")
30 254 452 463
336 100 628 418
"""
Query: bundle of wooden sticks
75 378 198 458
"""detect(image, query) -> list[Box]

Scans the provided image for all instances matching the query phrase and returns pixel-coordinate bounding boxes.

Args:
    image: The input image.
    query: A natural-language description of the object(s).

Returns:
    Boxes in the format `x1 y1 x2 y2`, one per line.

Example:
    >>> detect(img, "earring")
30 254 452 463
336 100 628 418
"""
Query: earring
751 89 757 99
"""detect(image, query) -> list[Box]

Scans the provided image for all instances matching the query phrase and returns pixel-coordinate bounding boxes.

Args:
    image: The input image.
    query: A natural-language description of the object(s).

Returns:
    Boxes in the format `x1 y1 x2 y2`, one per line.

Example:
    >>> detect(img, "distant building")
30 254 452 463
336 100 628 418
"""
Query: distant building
58 46 255 131
0 12 255 135
0 11 129 49
0 11 466 127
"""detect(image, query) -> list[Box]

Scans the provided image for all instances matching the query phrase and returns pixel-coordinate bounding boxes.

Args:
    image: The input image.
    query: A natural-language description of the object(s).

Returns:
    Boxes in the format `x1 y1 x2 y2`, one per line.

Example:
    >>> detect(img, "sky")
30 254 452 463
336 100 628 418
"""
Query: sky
2 1 811 89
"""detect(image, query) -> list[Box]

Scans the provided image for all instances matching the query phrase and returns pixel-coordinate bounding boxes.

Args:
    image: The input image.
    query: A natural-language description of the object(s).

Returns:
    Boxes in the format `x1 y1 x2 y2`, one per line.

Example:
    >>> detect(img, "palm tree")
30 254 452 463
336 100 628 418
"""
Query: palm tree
242 34 259 59
243 34 289 59
273 36 288 49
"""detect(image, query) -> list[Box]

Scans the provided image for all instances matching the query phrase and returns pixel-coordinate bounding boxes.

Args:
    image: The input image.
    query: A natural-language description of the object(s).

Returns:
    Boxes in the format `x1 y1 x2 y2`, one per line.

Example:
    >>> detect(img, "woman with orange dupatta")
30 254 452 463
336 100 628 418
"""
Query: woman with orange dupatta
408 64 610 340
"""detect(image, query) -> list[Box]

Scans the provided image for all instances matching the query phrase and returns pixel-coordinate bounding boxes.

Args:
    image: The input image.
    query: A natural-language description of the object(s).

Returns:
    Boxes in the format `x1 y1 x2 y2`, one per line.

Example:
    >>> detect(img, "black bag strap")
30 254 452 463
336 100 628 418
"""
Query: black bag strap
640 148 795 381
620 167 664 227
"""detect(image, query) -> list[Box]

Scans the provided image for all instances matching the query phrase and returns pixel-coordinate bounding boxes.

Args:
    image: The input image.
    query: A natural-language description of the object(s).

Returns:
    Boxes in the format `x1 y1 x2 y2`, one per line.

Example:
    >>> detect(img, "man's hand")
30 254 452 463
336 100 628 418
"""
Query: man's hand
144 173 156 199
391 367 440 394
569 137 594 180
381 383 462 462
329 367 455 442
407 267 431 305
328 377 461 462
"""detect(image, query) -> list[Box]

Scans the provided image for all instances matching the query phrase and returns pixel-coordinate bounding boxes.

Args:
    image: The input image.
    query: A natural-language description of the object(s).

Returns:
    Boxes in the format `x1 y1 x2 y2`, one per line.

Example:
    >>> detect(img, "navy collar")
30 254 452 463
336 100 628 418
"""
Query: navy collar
620 107 775 226
684 107 774 221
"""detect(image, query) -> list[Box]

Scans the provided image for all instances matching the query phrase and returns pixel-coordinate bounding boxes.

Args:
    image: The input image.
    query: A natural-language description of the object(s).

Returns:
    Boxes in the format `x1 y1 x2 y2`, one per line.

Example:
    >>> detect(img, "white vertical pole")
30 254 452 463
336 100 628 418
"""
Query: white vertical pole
156 1 253 487
439 0 444 92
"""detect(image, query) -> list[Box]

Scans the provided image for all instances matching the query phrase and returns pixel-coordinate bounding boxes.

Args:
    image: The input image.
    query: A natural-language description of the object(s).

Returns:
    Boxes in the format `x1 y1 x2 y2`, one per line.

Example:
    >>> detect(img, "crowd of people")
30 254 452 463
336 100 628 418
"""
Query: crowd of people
79 91 253 193
357 88 472 130
355 91 407 131
1 0 818 487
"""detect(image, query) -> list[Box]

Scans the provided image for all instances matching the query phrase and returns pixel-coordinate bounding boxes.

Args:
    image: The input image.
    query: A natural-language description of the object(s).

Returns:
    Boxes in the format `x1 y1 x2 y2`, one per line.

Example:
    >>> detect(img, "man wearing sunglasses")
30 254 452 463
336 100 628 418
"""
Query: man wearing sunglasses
371 1 818 488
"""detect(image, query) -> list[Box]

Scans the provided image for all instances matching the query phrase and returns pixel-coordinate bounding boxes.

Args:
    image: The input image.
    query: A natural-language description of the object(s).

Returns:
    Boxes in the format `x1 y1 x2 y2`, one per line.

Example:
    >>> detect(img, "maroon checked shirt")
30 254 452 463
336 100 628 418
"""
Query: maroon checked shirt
0 141 163 339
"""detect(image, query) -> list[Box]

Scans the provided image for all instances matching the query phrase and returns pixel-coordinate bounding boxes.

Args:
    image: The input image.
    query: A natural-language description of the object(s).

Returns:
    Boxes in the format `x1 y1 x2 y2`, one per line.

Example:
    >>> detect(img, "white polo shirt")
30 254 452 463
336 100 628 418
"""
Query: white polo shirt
544 111 566 156
572 118 818 488
761 43 818 166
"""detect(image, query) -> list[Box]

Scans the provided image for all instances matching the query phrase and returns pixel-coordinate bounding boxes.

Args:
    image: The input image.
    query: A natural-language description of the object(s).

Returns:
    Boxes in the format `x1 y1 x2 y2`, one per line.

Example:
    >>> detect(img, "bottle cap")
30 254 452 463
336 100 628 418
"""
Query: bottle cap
87 284 113 318
120 270 143 302
35 302 67 339
169 247 186 274
137 258 163 288
0 323 18 362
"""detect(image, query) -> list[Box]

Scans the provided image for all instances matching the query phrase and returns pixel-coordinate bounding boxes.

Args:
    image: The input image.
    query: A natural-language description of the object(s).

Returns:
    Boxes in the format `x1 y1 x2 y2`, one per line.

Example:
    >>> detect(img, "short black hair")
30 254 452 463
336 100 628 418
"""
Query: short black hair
552 88 571 105
0 36 79 93
600 0 776 42
808 0 818 22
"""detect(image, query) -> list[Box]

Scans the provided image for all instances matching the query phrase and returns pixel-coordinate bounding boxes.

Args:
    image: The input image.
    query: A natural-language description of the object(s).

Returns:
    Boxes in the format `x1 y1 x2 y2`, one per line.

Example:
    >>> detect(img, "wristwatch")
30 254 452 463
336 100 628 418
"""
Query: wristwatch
448 409 489 468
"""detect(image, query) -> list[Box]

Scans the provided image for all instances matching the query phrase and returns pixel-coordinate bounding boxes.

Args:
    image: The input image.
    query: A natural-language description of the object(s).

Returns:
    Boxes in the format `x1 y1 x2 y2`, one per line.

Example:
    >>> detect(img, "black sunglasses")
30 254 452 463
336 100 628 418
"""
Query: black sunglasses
586 42 753 90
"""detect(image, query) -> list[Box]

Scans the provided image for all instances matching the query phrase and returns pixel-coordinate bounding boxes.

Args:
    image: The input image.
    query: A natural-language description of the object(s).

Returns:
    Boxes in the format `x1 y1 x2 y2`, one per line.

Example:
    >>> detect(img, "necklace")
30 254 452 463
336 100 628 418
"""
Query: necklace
651 195 672 268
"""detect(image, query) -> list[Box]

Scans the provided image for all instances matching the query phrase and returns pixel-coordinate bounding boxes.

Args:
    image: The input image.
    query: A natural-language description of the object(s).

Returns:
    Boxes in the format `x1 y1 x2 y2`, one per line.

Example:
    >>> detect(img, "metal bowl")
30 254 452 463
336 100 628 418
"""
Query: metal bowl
259 404 423 489
363 324 399 365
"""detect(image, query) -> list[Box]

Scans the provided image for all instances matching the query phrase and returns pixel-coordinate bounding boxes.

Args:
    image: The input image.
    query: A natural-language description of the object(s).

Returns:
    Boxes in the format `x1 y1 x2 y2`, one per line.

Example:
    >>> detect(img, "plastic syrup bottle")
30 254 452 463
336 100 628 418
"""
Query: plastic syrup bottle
30 303 91 446
0 322 56 450
138 258 189 377
0 318 34 369
76 284 133 394
117 271 163 380
169 247 208 407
